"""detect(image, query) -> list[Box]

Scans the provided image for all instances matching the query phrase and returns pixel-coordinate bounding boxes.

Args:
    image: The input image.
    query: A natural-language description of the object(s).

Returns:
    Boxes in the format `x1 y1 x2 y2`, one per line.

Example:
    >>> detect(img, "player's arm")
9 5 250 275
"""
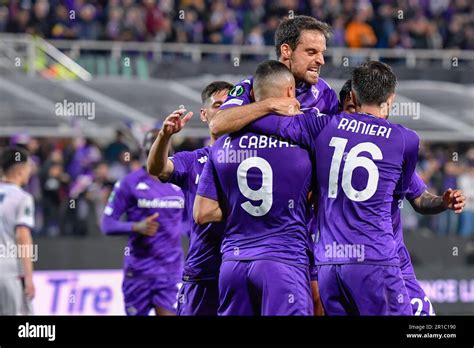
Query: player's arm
147 109 193 181
311 280 325 316
15 194 35 300
410 189 466 215
210 97 300 137
101 182 160 236
193 152 224 225
16 226 35 300
193 195 223 225
246 111 331 150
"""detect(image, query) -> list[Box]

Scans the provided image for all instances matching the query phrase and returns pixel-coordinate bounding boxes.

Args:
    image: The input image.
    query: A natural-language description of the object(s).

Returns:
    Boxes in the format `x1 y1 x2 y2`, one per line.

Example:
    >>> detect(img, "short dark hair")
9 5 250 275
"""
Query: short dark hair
275 15 331 57
339 79 352 104
1 147 29 173
351 61 397 106
201 81 233 104
255 60 292 80
253 60 293 94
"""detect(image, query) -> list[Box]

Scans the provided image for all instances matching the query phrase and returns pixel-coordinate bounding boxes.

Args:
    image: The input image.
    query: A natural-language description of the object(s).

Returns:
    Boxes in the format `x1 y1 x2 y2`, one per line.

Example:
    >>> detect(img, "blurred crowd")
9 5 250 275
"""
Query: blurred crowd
1 0 473 50
0 133 473 238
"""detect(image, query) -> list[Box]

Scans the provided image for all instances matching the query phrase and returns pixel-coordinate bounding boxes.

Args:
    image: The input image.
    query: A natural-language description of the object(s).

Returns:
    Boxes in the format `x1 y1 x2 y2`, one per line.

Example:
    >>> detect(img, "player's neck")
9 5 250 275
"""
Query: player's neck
209 132 217 146
1 176 22 187
357 105 386 120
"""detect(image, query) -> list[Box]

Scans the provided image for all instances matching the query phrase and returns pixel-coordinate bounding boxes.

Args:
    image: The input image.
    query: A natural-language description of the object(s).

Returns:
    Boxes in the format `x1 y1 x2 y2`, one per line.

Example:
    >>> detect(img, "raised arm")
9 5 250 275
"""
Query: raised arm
209 97 300 137
147 109 193 181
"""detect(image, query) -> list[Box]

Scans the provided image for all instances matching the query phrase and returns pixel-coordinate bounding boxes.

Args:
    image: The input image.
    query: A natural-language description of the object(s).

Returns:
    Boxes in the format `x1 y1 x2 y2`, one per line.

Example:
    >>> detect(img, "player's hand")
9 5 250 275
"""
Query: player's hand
24 275 35 300
133 213 160 236
268 97 302 116
442 188 466 214
161 109 193 136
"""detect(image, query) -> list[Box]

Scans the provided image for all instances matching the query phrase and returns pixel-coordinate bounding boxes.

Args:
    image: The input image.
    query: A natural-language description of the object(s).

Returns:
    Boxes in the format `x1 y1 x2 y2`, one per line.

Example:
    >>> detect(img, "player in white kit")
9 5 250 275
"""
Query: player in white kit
0 147 35 315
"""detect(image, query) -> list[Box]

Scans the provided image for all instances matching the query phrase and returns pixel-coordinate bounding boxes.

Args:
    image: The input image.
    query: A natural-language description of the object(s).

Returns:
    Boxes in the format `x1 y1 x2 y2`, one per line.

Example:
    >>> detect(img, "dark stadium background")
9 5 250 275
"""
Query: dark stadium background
0 0 473 315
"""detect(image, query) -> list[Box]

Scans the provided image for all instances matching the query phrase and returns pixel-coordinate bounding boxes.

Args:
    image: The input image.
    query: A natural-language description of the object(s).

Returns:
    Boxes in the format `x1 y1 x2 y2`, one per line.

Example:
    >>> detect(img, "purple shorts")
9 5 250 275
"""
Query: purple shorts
218 260 313 316
405 277 435 316
122 274 180 316
177 279 219 316
317 264 412 316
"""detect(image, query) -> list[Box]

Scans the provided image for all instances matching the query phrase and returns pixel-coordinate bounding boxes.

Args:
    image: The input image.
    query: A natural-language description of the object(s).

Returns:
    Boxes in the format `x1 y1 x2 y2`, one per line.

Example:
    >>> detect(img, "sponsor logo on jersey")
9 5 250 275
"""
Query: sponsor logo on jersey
311 86 319 100
137 197 185 209
197 156 208 164
135 182 150 190
222 98 244 107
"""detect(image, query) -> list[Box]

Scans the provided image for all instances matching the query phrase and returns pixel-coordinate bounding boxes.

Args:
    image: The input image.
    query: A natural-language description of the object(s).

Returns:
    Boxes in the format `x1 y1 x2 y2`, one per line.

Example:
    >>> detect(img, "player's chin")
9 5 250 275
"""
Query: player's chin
304 72 319 85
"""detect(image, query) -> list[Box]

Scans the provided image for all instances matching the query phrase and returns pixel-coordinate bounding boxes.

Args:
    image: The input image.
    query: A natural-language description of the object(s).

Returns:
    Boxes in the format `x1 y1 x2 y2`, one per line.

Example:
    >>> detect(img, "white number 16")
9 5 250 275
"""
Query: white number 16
328 137 383 202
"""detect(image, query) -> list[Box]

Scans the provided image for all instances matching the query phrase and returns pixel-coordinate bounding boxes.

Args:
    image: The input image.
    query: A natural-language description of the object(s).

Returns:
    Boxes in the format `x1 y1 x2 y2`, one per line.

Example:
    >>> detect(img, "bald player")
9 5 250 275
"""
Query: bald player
194 61 314 316
0 147 35 315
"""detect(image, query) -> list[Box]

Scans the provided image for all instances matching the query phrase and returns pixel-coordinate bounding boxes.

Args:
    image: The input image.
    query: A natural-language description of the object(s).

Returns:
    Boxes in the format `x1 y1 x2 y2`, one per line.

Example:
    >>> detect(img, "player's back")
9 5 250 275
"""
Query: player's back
313 111 419 265
209 131 313 266
0 182 34 277
165 146 225 281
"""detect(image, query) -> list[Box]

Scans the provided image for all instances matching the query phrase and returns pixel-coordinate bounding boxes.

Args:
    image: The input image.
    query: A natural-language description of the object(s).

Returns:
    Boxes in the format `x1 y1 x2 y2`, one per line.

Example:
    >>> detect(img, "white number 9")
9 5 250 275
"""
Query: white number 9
237 157 273 217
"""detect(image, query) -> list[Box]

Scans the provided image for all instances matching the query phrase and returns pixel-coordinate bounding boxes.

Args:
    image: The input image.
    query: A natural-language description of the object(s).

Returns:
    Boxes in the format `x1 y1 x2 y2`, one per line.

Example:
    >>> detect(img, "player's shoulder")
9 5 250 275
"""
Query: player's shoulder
1 182 32 200
228 76 253 97
116 167 147 188
391 123 419 140
316 77 336 94
390 123 420 151
17 186 34 202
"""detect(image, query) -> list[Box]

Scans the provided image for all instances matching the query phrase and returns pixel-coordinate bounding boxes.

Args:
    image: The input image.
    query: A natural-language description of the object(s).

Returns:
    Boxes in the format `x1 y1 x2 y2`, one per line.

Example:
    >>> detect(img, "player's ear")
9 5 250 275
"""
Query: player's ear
350 90 358 107
280 44 292 61
287 84 295 98
250 88 254 100
200 107 207 122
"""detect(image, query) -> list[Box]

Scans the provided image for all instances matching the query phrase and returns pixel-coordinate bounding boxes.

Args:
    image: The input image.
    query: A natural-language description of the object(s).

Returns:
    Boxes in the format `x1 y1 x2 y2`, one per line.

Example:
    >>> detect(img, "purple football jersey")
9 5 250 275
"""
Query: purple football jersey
220 76 338 115
101 168 185 277
392 172 427 278
197 132 313 266
246 111 420 266
165 147 225 281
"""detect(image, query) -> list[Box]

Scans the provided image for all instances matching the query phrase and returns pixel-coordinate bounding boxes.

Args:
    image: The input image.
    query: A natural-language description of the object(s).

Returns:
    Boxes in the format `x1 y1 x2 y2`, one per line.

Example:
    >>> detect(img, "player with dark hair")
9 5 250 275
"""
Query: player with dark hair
211 15 338 137
194 61 314 316
101 131 185 316
0 147 35 315
211 15 335 316
200 60 425 315
338 80 466 315
338 79 356 113
147 81 232 315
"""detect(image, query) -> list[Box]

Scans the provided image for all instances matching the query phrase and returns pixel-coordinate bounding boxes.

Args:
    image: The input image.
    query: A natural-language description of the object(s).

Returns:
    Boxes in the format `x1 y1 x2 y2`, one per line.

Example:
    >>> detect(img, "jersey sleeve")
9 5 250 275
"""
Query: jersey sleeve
165 151 193 187
16 193 35 230
324 88 339 115
246 111 332 150
405 171 427 201
397 127 421 197
101 180 135 235
196 154 219 202
219 78 253 110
